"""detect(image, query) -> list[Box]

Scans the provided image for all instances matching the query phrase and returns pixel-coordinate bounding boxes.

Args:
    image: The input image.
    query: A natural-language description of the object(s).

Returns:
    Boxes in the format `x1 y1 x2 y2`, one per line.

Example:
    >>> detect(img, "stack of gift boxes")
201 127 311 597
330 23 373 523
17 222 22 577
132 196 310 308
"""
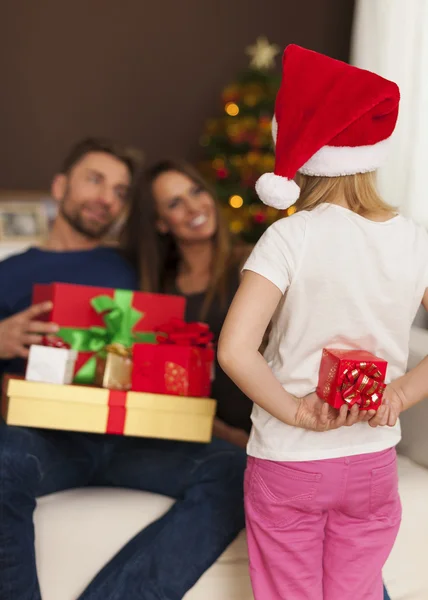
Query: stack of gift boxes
3 283 216 443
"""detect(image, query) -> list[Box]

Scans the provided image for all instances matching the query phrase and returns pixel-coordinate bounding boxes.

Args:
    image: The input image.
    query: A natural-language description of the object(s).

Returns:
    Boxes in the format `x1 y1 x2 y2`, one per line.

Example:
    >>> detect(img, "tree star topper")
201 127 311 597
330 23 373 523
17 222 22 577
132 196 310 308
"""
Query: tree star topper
246 37 280 70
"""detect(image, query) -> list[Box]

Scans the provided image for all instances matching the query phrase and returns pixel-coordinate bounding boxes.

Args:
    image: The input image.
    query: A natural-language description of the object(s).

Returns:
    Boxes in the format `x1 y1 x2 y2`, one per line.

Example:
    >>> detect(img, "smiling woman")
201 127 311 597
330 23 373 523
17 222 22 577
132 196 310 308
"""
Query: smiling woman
121 159 254 448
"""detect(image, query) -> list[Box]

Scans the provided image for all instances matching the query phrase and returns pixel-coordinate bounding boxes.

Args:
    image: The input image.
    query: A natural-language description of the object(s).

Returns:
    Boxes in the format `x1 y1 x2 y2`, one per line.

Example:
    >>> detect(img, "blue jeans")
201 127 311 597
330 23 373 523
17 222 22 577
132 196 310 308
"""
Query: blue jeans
0 423 246 600
384 586 391 599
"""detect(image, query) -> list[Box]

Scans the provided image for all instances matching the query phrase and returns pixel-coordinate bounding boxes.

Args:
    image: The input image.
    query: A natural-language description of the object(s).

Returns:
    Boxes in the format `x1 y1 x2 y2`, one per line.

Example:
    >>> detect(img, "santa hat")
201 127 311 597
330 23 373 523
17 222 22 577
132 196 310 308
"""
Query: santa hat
256 44 400 209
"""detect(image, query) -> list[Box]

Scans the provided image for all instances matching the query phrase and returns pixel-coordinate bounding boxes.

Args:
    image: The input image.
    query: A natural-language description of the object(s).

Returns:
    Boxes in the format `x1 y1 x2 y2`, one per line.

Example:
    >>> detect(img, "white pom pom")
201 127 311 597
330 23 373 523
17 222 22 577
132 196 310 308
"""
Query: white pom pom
255 173 300 209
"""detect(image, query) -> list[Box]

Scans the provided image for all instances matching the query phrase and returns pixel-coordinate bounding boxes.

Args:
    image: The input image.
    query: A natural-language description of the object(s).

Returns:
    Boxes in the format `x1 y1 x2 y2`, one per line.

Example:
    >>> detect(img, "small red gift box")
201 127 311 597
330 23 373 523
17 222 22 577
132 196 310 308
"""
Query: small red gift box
316 349 387 411
32 283 185 384
132 319 215 398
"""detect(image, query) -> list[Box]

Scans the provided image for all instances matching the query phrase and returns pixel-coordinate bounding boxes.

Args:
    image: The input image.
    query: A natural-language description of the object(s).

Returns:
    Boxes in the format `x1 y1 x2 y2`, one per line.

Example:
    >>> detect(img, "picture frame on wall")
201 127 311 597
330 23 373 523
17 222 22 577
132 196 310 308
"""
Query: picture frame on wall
0 201 49 244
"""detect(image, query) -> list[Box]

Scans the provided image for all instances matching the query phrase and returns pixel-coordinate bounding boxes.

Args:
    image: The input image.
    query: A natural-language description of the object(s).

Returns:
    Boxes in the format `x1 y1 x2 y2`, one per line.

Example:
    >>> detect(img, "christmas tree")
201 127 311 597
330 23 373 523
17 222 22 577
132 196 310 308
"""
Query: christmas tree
199 37 296 244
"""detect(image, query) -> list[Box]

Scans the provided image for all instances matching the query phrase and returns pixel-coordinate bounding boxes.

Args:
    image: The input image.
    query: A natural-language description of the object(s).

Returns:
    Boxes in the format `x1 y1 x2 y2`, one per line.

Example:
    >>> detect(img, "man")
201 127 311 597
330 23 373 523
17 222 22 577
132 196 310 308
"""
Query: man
0 138 246 600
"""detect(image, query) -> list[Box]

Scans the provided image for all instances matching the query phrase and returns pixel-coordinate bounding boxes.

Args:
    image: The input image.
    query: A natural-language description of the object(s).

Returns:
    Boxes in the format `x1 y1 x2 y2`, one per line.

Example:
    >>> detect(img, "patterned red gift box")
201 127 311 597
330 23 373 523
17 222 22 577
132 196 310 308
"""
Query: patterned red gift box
132 319 215 398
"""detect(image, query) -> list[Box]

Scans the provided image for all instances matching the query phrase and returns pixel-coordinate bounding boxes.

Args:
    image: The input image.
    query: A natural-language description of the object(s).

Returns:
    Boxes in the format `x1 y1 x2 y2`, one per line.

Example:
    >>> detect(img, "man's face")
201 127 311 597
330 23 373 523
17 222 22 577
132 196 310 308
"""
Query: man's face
53 151 132 239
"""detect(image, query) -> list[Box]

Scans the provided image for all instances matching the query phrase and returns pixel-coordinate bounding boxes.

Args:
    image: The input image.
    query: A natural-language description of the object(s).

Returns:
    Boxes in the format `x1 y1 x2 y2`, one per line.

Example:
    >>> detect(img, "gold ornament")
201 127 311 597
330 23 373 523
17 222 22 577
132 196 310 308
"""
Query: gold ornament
212 157 225 169
230 156 244 168
243 95 256 107
247 151 260 166
263 154 276 170
222 84 240 101
225 102 240 116
230 219 245 234
267 207 281 218
226 122 241 138
229 195 244 209
246 37 280 70
242 116 258 129
242 84 264 107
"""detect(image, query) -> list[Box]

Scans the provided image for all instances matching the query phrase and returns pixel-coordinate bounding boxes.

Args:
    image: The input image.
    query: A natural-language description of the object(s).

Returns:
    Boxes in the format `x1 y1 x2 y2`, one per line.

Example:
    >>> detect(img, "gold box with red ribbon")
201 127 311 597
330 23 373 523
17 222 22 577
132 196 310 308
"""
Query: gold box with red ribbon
316 349 387 411
4 378 216 443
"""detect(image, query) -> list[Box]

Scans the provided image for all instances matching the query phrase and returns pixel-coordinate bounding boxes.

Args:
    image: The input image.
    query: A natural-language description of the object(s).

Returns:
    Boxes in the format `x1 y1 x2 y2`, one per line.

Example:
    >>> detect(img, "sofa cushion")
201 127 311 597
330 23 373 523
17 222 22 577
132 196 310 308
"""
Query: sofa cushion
35 488 251 600
399 400 428 470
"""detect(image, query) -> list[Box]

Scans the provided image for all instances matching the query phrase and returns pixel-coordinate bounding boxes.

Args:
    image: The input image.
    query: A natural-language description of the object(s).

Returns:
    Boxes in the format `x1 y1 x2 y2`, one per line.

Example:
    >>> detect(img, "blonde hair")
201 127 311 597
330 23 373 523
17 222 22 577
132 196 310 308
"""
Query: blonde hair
294 171 395 216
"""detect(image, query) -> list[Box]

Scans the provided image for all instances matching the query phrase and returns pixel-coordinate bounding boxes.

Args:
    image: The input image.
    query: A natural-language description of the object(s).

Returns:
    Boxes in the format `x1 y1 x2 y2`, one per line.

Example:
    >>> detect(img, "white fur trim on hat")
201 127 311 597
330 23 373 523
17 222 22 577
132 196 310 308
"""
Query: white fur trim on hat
255 173 300 209
271 115 391 177
298 137 391 176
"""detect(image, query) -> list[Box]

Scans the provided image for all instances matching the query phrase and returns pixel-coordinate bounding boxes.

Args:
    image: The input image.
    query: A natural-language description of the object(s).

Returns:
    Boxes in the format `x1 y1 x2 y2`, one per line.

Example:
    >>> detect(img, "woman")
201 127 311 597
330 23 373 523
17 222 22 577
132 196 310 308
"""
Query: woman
122 159 253 448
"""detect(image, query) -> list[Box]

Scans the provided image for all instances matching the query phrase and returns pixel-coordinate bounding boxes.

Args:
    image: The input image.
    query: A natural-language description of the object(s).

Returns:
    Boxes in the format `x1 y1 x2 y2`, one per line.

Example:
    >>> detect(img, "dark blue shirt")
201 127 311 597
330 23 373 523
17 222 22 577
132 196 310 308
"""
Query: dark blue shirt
0 246 138 377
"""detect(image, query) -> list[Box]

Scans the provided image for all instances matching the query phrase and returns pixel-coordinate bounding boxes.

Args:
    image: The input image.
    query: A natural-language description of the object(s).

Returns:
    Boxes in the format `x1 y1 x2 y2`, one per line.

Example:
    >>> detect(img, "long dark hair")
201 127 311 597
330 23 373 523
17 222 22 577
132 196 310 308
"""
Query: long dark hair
121 159 234 319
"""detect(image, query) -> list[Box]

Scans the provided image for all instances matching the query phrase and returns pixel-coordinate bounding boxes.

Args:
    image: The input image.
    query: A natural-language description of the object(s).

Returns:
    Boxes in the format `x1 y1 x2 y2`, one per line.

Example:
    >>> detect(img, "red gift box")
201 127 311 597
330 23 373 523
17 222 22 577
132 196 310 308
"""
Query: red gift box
32 283 185 384
132 345 214 397
33 283 185 329
316 349 387 411
132 320 215 398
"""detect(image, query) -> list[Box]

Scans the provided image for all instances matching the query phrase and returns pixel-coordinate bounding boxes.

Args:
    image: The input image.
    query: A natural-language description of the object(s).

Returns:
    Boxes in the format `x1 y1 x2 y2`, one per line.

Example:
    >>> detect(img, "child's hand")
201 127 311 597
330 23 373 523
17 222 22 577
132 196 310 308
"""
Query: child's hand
294 393 375 432
367 383 405 428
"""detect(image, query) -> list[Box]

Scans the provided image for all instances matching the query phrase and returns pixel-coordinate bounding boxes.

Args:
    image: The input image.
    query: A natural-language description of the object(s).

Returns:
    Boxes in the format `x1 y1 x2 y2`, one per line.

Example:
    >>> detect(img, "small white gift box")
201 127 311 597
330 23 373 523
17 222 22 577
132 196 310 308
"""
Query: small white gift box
26 345 78 385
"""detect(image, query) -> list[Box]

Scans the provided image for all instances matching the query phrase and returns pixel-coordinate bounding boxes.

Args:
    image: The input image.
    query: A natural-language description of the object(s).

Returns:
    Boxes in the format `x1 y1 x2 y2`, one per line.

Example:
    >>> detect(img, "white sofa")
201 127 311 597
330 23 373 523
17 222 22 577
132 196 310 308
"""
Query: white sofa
382 327 428 600
34 327 428 600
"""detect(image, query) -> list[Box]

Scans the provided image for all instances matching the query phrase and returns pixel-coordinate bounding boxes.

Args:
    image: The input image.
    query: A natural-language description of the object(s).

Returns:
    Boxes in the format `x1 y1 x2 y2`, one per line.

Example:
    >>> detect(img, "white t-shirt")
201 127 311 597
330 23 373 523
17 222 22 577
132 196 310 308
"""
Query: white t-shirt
243 203 428 461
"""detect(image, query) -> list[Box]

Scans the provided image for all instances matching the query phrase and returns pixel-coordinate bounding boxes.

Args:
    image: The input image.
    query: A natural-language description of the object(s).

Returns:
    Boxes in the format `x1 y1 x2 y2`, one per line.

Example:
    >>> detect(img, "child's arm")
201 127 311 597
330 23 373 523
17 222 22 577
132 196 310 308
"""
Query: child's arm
218 271 361 431
369 360 428 428
391 357 428 408
369 288 428 427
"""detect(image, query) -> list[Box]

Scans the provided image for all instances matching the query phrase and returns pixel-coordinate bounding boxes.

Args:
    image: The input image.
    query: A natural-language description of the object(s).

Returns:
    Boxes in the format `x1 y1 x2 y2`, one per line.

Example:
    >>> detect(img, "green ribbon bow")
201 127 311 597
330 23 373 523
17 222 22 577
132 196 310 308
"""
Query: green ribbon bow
57 289 156 384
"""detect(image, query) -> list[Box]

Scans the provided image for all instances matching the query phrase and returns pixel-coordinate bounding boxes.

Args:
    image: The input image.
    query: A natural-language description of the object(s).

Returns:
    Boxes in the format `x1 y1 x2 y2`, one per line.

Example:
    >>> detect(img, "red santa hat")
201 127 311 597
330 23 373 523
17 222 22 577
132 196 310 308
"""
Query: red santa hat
256 44 400 209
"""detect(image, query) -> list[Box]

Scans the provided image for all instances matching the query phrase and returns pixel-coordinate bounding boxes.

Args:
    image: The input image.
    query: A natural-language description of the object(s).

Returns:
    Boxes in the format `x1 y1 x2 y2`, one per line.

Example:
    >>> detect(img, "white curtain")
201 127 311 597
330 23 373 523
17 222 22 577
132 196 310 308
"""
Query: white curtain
351 0 428 226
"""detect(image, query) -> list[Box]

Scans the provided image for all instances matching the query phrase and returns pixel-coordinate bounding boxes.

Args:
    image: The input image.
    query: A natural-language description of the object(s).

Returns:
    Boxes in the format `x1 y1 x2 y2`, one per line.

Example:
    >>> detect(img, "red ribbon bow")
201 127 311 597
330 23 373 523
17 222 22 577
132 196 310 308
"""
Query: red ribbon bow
155 318 214 347
41 335 71 350
339 362 385 409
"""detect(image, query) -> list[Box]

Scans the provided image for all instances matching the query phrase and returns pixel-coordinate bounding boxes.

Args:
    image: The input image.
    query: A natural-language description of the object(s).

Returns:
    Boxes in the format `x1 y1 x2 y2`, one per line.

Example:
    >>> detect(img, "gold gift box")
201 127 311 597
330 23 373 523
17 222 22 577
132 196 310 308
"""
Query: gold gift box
95 345 133 390
4 379 216 443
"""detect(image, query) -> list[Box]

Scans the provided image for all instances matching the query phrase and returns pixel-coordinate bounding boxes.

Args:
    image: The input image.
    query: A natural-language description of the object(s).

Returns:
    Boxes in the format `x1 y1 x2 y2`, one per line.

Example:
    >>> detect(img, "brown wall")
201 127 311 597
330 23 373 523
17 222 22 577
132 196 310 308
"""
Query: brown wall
0 0 355 190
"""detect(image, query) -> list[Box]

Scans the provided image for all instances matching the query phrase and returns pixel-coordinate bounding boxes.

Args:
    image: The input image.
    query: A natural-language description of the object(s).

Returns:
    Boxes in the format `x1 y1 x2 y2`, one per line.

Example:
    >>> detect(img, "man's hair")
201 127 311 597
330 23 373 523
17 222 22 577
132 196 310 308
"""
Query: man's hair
59 137 144 182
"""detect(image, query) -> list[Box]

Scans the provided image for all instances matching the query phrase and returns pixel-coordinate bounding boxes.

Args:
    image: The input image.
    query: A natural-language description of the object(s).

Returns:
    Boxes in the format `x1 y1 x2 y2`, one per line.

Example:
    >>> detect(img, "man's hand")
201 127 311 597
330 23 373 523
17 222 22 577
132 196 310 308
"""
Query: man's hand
367 383 406 428
0 302 58 359
294 392 377 432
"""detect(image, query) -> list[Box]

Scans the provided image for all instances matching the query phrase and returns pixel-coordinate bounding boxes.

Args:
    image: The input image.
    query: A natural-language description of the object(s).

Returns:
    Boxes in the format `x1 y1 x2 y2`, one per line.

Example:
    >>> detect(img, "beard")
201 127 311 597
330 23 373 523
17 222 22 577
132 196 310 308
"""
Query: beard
59 190 116 240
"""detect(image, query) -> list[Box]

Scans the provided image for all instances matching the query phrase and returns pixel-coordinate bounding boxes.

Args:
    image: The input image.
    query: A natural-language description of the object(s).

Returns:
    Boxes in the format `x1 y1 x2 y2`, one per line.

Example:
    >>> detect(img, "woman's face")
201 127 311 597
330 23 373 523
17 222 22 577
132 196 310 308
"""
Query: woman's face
152 170 217 243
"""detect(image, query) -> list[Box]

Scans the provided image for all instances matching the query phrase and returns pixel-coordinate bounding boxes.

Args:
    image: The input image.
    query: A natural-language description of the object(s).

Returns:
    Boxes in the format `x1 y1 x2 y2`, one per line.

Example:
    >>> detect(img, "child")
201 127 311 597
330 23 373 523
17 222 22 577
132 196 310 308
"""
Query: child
218 45 428 600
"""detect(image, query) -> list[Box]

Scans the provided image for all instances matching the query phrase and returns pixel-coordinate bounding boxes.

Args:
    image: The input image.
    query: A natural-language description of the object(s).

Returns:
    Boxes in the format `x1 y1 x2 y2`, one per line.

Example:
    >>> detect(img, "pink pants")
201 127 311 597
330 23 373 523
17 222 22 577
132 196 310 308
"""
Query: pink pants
245 448 401 600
